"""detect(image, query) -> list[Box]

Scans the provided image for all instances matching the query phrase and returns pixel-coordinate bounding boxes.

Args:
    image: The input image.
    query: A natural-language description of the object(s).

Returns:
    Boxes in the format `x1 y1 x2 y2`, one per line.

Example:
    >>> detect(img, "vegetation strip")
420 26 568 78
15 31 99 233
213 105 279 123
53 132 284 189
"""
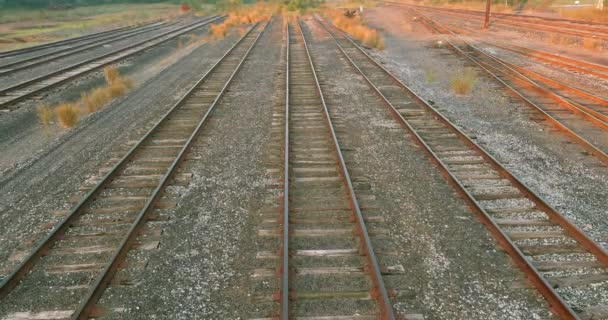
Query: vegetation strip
315 14 607 319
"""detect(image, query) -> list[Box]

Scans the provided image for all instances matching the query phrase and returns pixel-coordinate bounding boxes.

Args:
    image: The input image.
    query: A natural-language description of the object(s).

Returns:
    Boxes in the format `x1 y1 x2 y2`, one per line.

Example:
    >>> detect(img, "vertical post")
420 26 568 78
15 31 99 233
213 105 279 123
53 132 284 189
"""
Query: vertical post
484 0 492 29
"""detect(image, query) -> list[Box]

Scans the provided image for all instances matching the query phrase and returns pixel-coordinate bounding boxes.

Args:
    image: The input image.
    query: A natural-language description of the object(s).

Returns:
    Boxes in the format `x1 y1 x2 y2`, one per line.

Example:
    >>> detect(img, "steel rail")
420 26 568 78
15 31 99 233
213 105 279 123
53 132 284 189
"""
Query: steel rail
0 20 163 58
316 15 608 320
280 22 290 320
405 3 608 29
407 12 608 120
461 46 608 127
296 19 395 319
409 13 608 81
476 56 608 123
391 2 608 39
483 42 608 80
72 21 267 320
0 16 222 111
0 21 262 302
412 10 608 164
0 21 178 76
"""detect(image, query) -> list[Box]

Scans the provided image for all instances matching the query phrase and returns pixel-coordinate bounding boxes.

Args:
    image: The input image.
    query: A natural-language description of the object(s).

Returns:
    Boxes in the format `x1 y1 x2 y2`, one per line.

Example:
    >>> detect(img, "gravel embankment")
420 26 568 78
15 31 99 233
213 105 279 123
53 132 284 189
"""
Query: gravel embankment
363 7 608 250
0 28 240 275
300 18 554 320
92 19 283 319
0 21 219 177
0 20 196 90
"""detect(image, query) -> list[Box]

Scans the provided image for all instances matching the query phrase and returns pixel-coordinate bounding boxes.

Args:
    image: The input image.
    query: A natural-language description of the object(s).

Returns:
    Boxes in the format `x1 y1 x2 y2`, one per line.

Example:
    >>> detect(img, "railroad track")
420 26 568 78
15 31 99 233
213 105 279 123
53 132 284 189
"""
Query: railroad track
481 42 608 81
0 20 179 77
0 16 222 112
315 14 608 320
411 10 608 164
403 10 608 81
268 21 395 319
415 4 608 31
0 21 266 320
0 20 164 59
389 2 608 41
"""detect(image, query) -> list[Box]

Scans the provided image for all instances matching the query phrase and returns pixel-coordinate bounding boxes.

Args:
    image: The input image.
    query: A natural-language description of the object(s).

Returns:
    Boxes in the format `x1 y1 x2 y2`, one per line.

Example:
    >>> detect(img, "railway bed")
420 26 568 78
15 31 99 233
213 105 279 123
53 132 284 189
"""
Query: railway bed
0 20 179 77
0 8 606 319
0 16 222 112
0 21 266 320
314 14 608 320
0 19 165 59
387 2 608 41
410 9 608 165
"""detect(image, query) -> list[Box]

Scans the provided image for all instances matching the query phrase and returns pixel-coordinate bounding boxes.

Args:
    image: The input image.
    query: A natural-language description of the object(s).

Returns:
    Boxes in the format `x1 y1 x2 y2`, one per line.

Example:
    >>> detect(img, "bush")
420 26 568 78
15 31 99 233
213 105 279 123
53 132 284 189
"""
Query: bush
55 103 80 128
103 66 120 85
208 2 274 40
325 10 385 50
36 104 53 126
450 68 476 95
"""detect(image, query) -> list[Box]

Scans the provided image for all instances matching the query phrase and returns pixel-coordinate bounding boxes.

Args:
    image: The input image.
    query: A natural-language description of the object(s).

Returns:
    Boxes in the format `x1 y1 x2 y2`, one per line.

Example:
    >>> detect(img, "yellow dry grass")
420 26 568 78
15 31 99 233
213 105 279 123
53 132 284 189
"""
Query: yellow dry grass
80 66 133 114
209 3 276 40
450 68 477 95
103 66 120 85
582 37 603 52
36 104 53 126
81 88 109 114
325 9 385 50
55 103 80 128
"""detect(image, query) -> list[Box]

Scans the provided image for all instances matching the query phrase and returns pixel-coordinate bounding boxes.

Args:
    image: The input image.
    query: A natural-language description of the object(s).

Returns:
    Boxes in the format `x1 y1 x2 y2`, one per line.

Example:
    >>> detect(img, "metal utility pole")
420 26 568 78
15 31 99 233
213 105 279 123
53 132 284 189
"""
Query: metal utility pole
484 0 492 29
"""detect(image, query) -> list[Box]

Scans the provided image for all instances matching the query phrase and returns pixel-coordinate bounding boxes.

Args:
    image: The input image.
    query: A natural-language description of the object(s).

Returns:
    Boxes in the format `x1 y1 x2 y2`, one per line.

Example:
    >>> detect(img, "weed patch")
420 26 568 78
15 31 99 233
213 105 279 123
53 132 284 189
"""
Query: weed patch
36 104 53 126
325 9 384 50
55 103 80 128
208 3 276 40
450 68 476 95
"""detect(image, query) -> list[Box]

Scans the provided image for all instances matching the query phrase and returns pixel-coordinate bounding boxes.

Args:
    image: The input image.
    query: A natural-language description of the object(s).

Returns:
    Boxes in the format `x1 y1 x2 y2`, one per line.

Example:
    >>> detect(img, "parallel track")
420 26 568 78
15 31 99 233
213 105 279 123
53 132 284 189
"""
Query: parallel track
0 21 266 320
316 15 608 320
404 9 608 81
481 42 608 81
277 21 394 319
412 10 608 164
390 2 608 40
0 20 163 59
0 16 222 112
0 20 178 76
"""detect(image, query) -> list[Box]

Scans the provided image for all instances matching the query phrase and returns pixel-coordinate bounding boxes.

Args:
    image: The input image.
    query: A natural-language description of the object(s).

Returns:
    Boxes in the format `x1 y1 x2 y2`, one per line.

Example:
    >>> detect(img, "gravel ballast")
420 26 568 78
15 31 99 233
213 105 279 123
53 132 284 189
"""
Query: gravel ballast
362 7 608 250
91 19 283 319
300 18 554 320
0 28 241 275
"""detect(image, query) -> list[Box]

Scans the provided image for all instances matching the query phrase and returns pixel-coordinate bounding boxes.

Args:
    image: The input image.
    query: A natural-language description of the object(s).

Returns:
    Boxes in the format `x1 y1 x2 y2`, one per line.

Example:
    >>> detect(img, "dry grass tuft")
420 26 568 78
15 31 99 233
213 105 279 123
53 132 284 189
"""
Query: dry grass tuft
103 66 120 85
209 3 275 40
325 9 385 50
450 68 477 95
108 78 134 98
81 67 133 114
36 104 53 126
582 37 602 52
55 103 80 128
81 88 109 114
425 68 437 83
